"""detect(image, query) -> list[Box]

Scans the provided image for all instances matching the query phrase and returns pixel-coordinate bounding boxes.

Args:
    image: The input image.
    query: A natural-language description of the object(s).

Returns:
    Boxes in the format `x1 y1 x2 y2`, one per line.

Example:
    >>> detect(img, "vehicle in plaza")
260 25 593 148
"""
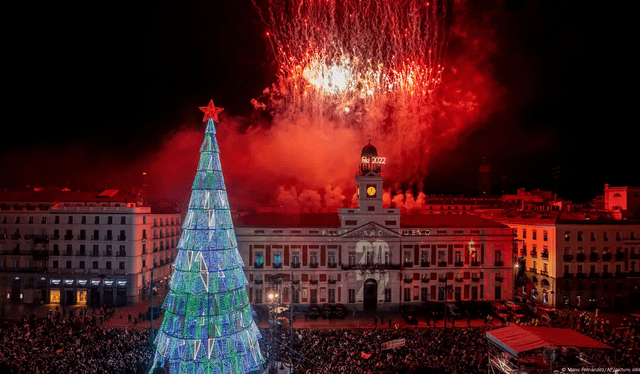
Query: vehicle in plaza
307 304 320 319
334 304 347 319
400 305 421 325
321 304 335 319
535 305 559 324
491 301 510 322
504 301 527 321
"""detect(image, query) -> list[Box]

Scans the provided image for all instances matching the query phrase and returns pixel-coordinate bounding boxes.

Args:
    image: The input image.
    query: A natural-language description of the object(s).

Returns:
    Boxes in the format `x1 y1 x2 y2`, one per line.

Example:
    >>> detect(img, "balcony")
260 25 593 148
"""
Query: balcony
563 272 573 278
576 254 586 262
454 277 463 283
90 235 99 241
309 279 318 285
403 261 414 268
104 236 113 241
438 276 448 283
254 279 263 285
291 262 301 269
563 254 573 262
437 261 447 267
403 278 413 284
52 234 61 240
541 252 549 259
529 267 537 273
454 261 464 267
601 272 612 278
327 262 337 268
292 279 300 285
529 251 538 258
471 261 480 267
272 263 282 269
328 279 337 284
309 262 319 268
421 277 430 283
519 249 527 256
495 275 504 282
539 270 548 276
576 272 586 278
254 263 263 269
117 235 126 241
615 271 626 278
630 253 640 260
420 261 430 267
471 276 480 282
602 253 612 261
589 254 599 262
494 261 504 267
64 234 73 240
11 233 22 240
615 253 625 261
589 272 599 278
341 263 401 271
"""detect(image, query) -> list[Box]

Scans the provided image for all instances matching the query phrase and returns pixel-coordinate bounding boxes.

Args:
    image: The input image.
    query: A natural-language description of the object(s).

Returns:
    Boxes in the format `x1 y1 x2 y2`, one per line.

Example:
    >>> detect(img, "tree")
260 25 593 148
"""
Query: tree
149 101 264 373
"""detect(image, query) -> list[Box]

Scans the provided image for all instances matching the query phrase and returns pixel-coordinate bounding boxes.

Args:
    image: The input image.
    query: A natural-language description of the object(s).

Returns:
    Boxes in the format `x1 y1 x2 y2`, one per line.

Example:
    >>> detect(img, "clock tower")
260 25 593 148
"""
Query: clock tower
357 141 384 214
338 141 399 229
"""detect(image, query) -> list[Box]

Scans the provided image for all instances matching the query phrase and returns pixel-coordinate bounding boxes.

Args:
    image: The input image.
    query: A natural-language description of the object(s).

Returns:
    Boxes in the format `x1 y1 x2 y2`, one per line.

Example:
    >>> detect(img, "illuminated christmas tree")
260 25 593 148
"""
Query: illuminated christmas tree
150 100 264 374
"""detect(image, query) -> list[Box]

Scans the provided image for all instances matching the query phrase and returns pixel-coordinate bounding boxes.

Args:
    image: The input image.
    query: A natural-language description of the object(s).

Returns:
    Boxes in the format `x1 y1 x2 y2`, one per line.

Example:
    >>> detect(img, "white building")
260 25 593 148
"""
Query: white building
0 188 181 306
235 143 514 311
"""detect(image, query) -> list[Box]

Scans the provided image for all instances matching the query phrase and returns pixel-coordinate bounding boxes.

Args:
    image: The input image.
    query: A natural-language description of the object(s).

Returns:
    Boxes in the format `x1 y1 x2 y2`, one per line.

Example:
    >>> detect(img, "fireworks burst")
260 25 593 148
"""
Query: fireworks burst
252 0 452 124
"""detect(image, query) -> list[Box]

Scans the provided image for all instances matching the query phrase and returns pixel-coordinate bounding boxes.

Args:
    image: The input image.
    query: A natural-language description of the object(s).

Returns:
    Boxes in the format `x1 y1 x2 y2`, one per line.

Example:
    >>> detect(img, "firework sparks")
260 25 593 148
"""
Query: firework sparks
253 0 452 122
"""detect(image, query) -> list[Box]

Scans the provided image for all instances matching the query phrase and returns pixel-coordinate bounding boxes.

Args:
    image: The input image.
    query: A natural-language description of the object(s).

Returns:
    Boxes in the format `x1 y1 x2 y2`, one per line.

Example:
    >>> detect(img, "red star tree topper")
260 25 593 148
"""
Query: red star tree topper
199 99 224 122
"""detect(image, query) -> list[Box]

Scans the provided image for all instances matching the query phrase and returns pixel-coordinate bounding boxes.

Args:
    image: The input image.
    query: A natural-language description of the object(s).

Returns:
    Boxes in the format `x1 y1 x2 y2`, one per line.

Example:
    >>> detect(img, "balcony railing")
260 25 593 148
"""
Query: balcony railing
494 261 504 267
421 277 430 283
272 263 282 269
309 279 318 285
576 254 586 262
601 272 612 278
471 276 480 282
437 261 447 267
589 254 599 262
254 279 263 285
589 272 599 278
602 253 612 261
291 262 301 268
563 254 573 262
403 278 413 284
576 273 586 278
117 236 126 241
495 275 504 282
454 261 464 267
104 236 113 241
615 271 626 278
254 263 264 269
529 267 537 273
539 270 548 276
341 263 401 271
541 252 549 259
529 251 538 258
420 261 430 267
615 253 625 261
519 249 527 256
403 261 413 268
438 276 447 282
309 262 319 268
630 253 640 260
328 279 337 284
563 272 573 278
471 261 480 267
327 262 337 268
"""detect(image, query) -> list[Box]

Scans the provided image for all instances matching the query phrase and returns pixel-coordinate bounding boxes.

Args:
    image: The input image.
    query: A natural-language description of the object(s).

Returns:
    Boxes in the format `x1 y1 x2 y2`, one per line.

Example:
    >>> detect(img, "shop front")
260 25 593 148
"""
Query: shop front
77 279 88 305
50 278 62 303
116 279 128 306
103 279 114 306
89 278 101 306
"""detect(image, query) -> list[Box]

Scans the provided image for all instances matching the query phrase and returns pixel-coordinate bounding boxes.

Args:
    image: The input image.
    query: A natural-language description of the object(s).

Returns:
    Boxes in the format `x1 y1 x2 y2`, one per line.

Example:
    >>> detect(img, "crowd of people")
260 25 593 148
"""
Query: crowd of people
261 327 490 374
0 310 153 374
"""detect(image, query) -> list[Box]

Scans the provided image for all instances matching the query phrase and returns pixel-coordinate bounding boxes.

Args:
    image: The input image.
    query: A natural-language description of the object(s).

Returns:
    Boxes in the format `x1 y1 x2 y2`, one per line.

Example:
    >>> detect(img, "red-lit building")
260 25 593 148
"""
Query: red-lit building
235 143 514 311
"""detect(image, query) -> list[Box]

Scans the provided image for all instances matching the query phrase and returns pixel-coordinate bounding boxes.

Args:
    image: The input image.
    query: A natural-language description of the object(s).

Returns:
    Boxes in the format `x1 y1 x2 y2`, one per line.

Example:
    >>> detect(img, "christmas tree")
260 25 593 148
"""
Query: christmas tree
150 100 264 374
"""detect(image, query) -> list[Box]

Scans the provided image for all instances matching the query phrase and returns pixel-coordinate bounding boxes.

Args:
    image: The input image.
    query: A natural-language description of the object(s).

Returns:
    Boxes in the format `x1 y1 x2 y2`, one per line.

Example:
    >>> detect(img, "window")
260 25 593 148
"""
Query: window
438 250 446 264
68 216 73 224
577 231 583 241
310 289 318 304
94 216 99 224
106 261 111 270
328 289 335 303
273 252 282 267
543 230 548 241
384 251 390 264
292 252 300 265
592 232 597 241
349 252 356 266
386 288 392 302
255 289 262 304
523 229 527 239
495 286 501 300
310 251 318 265
79 261 85 269
41 216 46 224
120 216 126 224
93 261 98 269
79 245 86 256
255 252 264 267
81 216 86 224
533 230 537 240
603 232 609 241
495 250 503 265
348 289 356 303
421 287 428 301
367 251 374 265
52 260 58 268
55 216 60 224
119 262 125 270
66 261 72 269
404 288 411 301
328 251 336 265
564 231 571 241
142 259 146 268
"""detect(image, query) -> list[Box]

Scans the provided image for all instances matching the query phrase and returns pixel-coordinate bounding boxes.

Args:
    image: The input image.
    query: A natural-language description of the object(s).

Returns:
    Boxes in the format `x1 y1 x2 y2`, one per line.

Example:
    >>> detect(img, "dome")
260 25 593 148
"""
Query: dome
361 141 378 158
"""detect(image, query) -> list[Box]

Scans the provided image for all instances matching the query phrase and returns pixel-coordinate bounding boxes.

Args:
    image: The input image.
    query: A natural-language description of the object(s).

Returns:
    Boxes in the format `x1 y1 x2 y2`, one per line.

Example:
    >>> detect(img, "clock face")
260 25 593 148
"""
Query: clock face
366 186 377 197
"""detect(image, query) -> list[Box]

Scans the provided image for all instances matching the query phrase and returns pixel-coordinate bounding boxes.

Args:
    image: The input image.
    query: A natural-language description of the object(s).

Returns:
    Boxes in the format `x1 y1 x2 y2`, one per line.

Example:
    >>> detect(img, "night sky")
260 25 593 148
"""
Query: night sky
3 0 636 206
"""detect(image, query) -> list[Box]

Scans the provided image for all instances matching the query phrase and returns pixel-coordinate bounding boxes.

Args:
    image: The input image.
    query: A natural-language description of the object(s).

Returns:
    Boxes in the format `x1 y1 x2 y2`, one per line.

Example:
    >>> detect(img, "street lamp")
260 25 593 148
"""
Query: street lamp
267 292 279 374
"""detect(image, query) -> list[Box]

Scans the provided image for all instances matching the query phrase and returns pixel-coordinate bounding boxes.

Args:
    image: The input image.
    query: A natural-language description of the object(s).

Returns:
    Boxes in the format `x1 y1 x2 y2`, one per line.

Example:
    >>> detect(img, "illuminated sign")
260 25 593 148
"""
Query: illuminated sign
91 279 101 286
400 229 431 236
104 280 114 287
64 279 74 286
117 280 127 287
78 279 88 286
51 278 61 285
361 156 386 164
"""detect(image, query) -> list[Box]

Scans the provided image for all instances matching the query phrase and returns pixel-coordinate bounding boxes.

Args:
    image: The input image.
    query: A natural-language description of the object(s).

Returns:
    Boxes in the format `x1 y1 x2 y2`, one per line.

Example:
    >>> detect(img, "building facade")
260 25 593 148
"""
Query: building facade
235 143 514 311
0 189 181 306
499 213 640 310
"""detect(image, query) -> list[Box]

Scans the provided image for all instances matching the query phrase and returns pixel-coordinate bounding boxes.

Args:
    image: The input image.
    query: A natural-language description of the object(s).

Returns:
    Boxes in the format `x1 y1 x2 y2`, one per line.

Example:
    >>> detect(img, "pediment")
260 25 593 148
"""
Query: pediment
341 222 401 239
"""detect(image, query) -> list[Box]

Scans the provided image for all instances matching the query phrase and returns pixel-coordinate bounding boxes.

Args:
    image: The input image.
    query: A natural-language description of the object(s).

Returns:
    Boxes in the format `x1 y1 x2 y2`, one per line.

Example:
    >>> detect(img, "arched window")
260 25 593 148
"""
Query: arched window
531 276 538 284
541 279 550 287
